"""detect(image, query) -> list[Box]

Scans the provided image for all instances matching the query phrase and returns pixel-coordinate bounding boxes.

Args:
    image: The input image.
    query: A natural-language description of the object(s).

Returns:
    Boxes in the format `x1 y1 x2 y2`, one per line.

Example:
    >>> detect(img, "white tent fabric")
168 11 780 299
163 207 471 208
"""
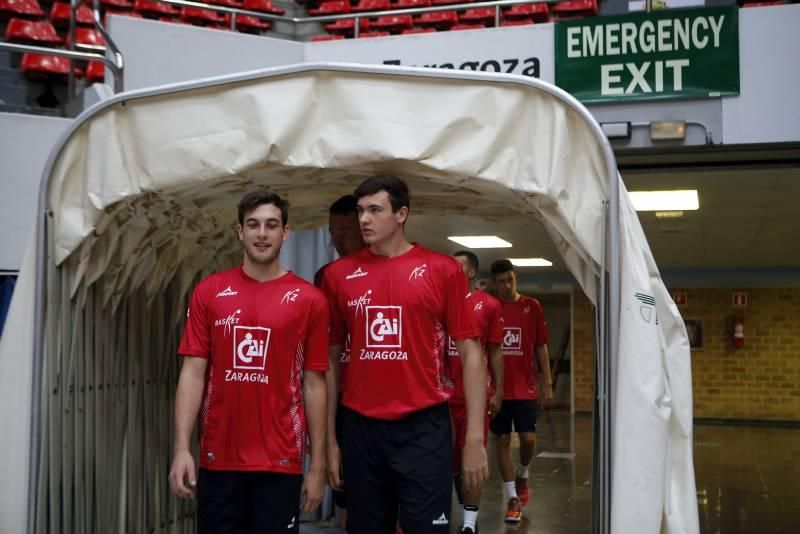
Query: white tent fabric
0 64 698 534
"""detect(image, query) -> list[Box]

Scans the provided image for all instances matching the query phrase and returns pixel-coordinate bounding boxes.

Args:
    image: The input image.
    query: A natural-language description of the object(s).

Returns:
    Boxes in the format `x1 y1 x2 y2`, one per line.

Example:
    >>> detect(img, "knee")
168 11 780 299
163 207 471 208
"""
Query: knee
495 435 512 450
519 434 536 448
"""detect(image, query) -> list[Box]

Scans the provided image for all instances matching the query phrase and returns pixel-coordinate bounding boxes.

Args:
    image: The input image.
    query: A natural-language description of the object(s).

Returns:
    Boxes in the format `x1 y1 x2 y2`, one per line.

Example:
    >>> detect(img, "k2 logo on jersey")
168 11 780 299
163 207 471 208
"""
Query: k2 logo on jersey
503 327 522 350
474 301 484 311
281 288 301 304
366 306 402 348
408 263 427 281
232 326 271 370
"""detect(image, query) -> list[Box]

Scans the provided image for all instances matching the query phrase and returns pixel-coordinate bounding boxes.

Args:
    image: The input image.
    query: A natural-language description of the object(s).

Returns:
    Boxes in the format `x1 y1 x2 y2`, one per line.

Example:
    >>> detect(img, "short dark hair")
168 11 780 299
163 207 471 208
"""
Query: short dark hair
329 194 358 215
353 175 410 213
490 259 515 277
454 250 479 272
237 190 289 226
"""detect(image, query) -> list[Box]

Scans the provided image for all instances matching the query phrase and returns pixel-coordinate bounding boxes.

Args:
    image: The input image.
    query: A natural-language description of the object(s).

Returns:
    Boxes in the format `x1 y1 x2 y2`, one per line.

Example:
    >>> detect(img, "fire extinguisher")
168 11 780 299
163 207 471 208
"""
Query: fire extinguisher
727 314 745 349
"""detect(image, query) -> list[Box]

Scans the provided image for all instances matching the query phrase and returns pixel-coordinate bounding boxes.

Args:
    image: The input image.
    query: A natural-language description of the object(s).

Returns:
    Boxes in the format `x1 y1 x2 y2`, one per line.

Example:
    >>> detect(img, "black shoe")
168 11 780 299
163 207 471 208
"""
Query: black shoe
458 525 478 534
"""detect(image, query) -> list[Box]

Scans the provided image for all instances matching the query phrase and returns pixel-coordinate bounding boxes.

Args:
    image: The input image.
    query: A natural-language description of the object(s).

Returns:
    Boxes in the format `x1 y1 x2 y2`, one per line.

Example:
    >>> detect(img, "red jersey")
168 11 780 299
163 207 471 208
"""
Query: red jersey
321 244 480 420
446 290 504 404
499 295 549 400
315 263 351 393
178 268 329 473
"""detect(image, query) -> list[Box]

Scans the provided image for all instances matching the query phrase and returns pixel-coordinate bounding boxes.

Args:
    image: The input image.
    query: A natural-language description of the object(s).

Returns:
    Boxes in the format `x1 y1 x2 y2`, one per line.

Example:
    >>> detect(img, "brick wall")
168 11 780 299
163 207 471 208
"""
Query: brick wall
571 288 800 421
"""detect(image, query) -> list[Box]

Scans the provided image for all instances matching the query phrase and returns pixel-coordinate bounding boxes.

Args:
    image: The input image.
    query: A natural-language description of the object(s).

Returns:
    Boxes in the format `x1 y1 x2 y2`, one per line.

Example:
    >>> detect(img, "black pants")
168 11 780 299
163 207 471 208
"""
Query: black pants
197 469 302 534
342 403 453 534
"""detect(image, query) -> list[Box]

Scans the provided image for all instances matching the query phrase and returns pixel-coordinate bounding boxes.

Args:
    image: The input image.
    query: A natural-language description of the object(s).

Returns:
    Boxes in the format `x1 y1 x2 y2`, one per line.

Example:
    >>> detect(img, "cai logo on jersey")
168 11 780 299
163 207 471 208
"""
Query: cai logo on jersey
232 325 271 370
366 306 402 348
503 327 522 350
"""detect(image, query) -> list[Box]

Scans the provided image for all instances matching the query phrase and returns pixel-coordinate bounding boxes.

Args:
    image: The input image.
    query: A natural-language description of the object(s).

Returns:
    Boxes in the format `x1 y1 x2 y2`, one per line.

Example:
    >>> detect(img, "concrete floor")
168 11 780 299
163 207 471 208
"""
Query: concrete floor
302 412 800 533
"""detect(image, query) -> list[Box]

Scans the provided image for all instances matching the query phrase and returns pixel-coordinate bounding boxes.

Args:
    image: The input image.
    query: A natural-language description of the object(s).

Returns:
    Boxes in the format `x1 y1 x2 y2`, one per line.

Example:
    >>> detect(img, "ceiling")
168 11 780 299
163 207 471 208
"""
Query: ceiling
405 164 800 276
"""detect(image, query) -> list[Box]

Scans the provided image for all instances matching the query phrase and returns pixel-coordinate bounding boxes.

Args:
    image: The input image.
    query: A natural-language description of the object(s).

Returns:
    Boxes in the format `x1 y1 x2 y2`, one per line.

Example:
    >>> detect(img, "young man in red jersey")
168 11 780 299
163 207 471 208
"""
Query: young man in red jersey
169 190 329 533
489 259 553 524
320 175 489 533
448 250 504 534
314 194 365 529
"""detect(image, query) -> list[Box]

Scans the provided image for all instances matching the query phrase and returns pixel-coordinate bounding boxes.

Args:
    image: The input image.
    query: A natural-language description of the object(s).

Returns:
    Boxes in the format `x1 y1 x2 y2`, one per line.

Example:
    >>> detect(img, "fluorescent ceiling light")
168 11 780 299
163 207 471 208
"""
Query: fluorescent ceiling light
509 258 552 267
447 236 512 248
628 190 699 212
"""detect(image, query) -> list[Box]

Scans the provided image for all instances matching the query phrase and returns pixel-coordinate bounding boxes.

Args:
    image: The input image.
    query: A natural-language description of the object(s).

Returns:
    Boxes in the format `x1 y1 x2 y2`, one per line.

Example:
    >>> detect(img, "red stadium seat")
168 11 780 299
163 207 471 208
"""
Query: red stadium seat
228 14 272 32
430 0 465 5
504 3 549 23
134 0 178 17
308 0 349 15
5 18 62 45
310 33 345 41
394 0 430 7
500 18 534 26
100 0 133 8
352 0 389 12
358 30 390 38
414 9 457 29
324 17 370 35
372 14 412 32
85 59 105 83
209 0 241 6
21 53 70 81
181 6 225 25
459 7 495 24
75 26 105 45
451 23 483 30
551 0 597 19
401 26 435 34
242 0 284 14
49 2 94 28
0 0 44 20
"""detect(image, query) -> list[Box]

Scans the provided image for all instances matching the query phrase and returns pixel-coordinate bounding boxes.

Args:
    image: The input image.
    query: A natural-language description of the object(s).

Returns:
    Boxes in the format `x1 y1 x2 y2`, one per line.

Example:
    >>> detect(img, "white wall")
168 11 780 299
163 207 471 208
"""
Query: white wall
108 15 305 91
305 24 555 83
0 113 72 271
721 4 800 144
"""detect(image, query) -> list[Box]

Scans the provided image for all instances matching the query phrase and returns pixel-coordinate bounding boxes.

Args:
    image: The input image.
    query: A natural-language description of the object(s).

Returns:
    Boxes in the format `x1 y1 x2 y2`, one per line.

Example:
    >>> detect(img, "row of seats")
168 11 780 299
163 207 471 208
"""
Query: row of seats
308 0 597 18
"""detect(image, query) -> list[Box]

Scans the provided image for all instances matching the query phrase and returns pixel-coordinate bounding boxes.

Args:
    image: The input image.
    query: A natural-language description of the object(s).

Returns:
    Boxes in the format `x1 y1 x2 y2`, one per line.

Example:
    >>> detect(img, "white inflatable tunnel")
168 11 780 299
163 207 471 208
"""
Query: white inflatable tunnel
0 63 699 534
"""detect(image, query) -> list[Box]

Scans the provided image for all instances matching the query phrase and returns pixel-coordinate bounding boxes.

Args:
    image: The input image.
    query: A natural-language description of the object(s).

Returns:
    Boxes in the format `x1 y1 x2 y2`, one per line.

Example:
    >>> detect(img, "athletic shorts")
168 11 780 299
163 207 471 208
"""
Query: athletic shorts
449 402 490 474
197 469 302 534
341 403 453 533
334 397 347 509
489 399 538 435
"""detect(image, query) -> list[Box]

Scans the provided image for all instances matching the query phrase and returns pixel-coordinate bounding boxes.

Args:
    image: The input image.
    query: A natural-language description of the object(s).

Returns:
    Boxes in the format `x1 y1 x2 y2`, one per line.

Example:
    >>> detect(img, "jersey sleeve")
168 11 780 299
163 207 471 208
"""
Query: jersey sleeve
303 290 331 371
177 281 211 358
443 259 480 341
532 298 549 346
487 298 504 345
319 268 347 346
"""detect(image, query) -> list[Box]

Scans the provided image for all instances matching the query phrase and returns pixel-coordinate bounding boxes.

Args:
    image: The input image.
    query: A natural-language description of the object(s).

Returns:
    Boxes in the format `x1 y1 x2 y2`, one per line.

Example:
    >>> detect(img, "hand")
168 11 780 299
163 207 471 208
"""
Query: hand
301 466 327 514
461 438 489 494
327 441 344 491
488 393 503 419
541 384 554 408
168 449 197 498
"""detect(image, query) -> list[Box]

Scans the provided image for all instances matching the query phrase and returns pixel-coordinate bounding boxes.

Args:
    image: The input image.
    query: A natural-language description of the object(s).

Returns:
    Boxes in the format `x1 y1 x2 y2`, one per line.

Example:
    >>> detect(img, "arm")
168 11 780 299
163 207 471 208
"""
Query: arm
536 344 553 404
325 344 344 490
168 356 208 498
455 337 489 493
301 369 328 513
487 342 504 418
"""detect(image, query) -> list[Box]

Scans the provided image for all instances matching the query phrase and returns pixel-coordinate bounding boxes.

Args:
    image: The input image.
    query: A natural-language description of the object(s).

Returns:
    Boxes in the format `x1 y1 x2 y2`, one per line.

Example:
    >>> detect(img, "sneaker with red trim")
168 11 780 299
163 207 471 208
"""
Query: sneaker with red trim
504 497 522 523
515 476 530 505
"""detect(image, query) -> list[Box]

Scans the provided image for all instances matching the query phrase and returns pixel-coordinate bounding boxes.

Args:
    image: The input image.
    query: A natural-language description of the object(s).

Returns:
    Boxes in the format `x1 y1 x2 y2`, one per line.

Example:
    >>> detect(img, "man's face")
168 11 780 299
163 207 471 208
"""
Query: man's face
329 212 364 257
454 255 476 281
494 270 517 301
236 203 288 265
357 191 407 246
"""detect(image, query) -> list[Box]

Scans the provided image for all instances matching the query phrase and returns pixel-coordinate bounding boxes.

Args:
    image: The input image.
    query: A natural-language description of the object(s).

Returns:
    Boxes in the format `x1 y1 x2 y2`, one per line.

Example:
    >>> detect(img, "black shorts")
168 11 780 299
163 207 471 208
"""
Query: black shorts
334 397 347 509
489 399 539 435
341 403 453 533
197 469 302 534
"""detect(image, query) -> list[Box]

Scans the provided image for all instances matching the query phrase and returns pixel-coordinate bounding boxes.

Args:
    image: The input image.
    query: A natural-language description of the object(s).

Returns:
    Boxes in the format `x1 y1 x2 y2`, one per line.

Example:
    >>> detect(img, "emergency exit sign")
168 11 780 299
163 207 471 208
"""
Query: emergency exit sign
555 6 739 103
